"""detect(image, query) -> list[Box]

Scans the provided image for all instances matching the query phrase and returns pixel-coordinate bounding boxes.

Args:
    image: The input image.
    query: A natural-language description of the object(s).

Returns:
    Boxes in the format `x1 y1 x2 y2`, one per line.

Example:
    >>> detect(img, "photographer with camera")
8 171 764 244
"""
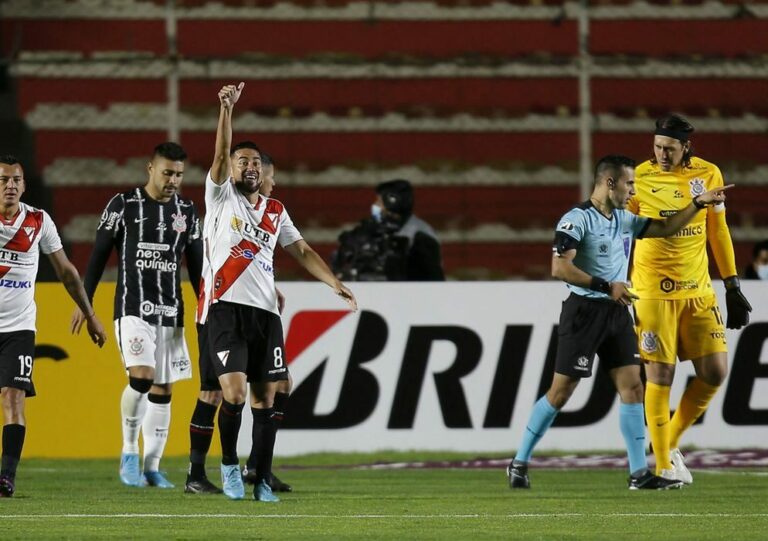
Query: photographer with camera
332 179 444 281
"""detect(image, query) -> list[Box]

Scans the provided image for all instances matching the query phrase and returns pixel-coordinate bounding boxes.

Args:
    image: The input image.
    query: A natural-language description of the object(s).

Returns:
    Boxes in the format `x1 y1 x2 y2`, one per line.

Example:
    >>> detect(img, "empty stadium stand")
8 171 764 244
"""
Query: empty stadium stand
1 0 766 279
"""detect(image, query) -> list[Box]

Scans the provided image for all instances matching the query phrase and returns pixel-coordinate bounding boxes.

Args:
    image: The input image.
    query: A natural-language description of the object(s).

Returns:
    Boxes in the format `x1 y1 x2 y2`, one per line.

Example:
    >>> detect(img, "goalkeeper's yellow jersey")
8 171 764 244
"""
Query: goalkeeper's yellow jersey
628 157 724 300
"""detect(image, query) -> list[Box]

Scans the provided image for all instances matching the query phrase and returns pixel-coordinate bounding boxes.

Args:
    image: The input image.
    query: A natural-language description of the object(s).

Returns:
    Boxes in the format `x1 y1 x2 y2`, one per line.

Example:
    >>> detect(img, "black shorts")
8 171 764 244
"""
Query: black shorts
555 293 640 378
0 330 37 397
207 302 288 383
196 323 221 391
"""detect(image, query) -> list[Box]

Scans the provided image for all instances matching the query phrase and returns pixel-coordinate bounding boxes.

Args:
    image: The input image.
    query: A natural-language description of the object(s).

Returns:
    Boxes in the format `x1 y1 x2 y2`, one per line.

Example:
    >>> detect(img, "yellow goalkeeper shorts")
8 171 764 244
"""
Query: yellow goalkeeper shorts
633 295 728 364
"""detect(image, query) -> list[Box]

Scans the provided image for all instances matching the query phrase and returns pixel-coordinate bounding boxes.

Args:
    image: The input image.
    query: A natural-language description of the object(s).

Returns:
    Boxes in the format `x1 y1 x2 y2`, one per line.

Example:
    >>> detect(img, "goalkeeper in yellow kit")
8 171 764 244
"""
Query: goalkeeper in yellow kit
629 114 752 484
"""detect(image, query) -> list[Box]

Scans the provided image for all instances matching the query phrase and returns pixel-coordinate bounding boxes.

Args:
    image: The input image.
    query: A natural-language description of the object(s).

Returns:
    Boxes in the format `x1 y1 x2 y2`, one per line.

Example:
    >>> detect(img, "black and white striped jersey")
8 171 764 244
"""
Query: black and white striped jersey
83 187 203 327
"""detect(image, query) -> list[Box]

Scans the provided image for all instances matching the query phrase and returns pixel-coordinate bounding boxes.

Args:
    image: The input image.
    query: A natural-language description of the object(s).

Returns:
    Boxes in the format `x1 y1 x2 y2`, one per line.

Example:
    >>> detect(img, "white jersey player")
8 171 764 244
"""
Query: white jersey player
0 155 106 498
204 82 356 502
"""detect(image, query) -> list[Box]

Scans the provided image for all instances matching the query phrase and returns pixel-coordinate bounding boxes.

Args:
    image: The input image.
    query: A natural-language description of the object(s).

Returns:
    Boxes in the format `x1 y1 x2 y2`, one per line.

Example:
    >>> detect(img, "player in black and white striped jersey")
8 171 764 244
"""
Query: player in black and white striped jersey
72 142 203 489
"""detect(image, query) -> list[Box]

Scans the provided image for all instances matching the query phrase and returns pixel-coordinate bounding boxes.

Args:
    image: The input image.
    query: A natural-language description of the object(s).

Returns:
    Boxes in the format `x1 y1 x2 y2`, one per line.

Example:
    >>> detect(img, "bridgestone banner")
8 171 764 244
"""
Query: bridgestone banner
269 281 768 456
26 281 768 457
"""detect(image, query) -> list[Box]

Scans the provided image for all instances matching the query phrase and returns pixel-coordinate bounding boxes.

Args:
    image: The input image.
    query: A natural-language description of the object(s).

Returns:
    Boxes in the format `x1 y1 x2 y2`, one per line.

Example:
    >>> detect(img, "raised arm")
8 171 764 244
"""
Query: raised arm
210 82 244 184
48 249 107 347
284 239 357 311
643 185 733 238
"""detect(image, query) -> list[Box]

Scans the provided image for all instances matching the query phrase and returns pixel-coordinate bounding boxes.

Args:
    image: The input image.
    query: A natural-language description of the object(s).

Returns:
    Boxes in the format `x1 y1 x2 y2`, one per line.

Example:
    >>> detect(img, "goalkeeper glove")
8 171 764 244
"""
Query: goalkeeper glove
723 276 752 329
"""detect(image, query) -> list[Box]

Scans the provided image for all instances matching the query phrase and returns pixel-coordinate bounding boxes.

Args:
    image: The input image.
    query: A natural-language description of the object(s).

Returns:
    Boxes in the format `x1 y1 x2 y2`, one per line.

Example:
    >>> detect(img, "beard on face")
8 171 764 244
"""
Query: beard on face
237 169 261 194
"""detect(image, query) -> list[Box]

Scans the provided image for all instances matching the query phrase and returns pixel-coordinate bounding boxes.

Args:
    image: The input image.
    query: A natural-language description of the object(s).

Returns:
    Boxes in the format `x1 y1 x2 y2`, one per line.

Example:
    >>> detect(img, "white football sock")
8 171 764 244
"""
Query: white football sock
120 385 148 455
142 399 171 472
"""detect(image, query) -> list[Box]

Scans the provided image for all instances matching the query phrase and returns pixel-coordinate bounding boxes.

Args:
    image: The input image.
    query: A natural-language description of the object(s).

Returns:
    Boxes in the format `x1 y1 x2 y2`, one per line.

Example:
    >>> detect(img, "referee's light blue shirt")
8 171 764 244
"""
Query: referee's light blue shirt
554 201 650 299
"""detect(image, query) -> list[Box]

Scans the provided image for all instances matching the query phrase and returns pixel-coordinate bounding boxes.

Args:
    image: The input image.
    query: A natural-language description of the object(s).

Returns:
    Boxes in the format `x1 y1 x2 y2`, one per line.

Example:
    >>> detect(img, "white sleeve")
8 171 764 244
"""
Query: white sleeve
205 169 232 209
39 210 63 254
277 208 303 248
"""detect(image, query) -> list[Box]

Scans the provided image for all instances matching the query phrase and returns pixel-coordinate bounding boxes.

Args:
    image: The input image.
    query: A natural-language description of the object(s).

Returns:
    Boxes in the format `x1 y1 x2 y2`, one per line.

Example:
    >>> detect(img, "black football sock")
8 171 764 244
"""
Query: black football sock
248 394 288 471
218 400 244 466
1 424 26 481
250 407 277 483
246 408 259 471
272 392 289 430
189 400 218 479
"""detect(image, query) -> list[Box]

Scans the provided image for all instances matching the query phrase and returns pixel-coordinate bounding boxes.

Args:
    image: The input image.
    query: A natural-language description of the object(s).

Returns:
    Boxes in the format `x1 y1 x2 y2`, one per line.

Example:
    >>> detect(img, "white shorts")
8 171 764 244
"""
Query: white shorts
114 316 192 385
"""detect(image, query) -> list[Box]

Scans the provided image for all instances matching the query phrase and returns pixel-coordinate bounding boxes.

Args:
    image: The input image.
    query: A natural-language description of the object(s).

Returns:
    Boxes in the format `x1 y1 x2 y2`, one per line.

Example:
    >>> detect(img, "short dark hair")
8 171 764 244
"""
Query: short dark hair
0 154 21 167
652 113 695 168
376 179 414 218
594 155 635 184
260 151 274 167
753 240 768 259
230 141 261 157
153 142 187 162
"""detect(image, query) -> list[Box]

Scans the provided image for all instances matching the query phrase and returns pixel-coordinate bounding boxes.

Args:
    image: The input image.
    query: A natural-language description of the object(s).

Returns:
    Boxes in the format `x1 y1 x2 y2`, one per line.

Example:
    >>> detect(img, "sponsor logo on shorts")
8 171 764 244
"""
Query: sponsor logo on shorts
129 337 144 356
13 376 30 383
171 358 191 372
574 356 590 371
140 301 178 318
641 331 658 353
217 350 230 366
709 329 726 341
268 367 287 375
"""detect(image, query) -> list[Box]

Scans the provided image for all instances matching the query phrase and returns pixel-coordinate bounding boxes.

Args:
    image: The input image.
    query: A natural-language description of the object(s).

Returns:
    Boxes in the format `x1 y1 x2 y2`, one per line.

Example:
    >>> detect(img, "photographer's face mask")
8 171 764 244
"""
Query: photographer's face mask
371 203 383 222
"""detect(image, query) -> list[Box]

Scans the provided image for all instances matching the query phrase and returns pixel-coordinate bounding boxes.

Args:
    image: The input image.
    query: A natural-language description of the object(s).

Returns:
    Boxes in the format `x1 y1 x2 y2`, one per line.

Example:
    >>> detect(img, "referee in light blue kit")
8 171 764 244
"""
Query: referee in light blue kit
505 154 732 491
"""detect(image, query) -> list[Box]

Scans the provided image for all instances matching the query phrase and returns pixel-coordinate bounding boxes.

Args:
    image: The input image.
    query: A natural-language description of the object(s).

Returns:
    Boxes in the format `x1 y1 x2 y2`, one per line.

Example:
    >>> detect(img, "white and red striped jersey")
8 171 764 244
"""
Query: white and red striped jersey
201 171 302 319
0 203 63 332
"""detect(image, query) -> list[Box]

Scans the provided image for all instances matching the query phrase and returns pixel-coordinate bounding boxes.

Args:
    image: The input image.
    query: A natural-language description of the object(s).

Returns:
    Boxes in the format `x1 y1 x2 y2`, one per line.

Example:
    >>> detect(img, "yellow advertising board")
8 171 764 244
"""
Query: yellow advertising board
17 283 216 458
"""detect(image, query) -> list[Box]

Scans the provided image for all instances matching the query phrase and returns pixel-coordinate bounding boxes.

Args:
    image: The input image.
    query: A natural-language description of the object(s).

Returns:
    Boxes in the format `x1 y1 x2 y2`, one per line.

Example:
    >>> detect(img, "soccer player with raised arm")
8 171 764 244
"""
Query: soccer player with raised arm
203 82 356 502
72 143 203 489
507 155 731 490
0 155 107 497
629 114 752 484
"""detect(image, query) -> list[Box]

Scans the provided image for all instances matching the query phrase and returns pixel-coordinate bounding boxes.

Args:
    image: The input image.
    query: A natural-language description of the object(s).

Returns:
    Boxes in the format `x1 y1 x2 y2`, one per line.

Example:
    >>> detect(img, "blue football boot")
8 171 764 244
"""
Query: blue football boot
144 470 175 488
254 479 280 502
119 453 142 487
221 463 245 500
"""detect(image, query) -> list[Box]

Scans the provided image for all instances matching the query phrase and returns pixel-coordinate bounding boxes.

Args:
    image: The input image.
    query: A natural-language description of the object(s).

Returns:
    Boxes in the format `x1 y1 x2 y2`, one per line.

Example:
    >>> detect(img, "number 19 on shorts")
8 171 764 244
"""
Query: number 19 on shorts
18 355 33 377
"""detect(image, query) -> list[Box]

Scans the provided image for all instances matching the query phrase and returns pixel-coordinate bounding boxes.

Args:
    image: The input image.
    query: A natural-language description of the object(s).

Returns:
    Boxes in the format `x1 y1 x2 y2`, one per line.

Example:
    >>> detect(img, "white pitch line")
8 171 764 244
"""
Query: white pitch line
3 513 768 519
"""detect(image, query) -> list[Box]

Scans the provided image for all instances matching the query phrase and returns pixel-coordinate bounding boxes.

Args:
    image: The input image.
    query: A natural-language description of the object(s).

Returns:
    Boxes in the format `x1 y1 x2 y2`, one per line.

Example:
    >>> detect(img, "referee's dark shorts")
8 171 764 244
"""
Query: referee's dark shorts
555 293 640 378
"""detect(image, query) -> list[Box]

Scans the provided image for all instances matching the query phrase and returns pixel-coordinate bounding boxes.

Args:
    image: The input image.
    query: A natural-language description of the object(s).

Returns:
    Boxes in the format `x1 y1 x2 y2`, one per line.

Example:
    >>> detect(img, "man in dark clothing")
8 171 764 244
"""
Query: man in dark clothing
333 179 444 281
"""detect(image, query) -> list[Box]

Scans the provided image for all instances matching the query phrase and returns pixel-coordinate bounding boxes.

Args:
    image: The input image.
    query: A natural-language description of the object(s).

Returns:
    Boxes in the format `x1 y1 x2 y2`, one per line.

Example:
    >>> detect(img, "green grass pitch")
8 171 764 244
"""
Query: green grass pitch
2 455 766 540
